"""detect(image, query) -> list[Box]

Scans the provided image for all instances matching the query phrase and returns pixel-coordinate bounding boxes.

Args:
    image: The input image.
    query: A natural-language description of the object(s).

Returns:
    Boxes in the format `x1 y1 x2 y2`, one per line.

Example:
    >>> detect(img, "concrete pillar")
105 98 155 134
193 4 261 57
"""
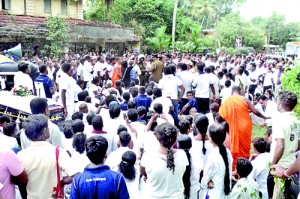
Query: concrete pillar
25 0 34 16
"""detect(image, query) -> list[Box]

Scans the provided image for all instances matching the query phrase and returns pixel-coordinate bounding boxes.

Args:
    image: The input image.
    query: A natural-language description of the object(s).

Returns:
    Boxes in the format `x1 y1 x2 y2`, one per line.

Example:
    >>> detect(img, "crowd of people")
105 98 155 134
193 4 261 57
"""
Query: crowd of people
0 50 299 199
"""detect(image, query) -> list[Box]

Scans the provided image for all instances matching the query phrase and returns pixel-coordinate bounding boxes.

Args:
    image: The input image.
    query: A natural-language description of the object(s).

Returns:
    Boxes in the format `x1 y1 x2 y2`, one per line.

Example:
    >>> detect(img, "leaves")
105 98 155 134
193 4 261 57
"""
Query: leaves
43 16 68 58
281 64 300 120
218 13 265 50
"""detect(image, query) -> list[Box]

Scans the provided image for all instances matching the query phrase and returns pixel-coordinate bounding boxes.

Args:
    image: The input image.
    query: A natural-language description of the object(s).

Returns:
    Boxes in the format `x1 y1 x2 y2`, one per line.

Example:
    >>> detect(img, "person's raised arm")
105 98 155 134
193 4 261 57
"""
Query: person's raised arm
179 103 189 115
246 98 270 119
145 113 158 132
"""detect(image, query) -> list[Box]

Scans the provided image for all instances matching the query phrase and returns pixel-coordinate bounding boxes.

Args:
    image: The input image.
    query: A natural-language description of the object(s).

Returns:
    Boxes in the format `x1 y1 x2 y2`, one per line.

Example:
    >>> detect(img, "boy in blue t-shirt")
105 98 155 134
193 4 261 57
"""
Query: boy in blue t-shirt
179 91 199 115
70 136 129 199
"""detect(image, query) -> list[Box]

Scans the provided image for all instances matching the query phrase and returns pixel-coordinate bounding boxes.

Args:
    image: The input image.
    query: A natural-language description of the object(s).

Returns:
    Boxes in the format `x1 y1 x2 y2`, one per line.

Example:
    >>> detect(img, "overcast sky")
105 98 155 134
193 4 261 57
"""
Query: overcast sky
239 0 300 23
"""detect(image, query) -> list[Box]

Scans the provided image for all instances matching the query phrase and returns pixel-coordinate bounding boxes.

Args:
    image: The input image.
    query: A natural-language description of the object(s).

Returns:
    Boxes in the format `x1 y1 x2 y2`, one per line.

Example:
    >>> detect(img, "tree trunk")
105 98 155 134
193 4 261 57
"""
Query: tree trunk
215 14 219 54
172 0 178 49
106 3 110 22
206 16 209 29
201 15 206 28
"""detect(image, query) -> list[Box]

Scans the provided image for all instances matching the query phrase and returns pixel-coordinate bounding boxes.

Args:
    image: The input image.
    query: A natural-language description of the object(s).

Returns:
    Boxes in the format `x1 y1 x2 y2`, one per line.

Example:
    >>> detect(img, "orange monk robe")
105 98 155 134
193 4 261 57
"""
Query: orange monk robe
219 95 252 170
111 64 122 88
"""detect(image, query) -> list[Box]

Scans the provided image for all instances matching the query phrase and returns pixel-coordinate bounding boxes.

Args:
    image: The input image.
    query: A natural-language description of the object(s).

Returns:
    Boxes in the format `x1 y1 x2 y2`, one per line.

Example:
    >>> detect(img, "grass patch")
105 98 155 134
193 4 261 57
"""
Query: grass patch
252 125 266 138
251 125 267 154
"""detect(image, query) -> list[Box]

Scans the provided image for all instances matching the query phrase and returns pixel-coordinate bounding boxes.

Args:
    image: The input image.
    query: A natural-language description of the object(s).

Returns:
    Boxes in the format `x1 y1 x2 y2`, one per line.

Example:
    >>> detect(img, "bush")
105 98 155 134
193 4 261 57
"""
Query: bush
233 47 255 55
281 64 300 119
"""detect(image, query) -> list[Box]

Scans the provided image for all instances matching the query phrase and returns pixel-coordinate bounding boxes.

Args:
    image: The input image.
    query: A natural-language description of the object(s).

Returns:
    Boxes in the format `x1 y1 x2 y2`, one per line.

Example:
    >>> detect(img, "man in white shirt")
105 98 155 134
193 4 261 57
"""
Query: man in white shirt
192 62 215 114
93 57 104 79
60 63 76 120
149 88 173 114
105 131 132 171
86 115 117 156
158 65 185 126
207 66 220 102
82 55 93 87
14 62 33 92
248 63 260 96
269 91 300 198
20 97 64 149
177 63 194 111
258 95 279 127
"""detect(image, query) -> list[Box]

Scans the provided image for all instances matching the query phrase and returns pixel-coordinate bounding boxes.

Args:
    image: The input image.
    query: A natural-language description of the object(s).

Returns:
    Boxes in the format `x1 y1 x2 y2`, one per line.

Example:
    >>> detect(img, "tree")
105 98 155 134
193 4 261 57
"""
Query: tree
281 64 300 120
218 13 264 50
191 0 216 28
43 16 68 57
102 0 114 21
172 0 179 48
251 12 300 48
146 26 171 52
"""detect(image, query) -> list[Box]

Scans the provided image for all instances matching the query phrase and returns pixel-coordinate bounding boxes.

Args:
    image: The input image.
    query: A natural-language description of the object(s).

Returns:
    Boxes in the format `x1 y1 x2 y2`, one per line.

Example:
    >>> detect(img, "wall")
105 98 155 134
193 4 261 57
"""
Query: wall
32 0 79 18
68 1 78 19
0 0 25 14
33 0 44 16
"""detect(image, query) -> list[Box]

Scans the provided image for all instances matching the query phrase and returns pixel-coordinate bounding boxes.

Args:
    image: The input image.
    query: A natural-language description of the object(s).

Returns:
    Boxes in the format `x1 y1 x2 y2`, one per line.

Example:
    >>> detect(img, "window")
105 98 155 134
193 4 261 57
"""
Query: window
1 0 11 10
61 0 67 15
44 0 51 14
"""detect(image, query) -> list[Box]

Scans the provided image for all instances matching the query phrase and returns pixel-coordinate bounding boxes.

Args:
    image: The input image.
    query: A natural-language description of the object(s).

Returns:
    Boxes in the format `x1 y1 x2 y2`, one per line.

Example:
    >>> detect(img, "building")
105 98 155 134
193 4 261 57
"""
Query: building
0 0 139 56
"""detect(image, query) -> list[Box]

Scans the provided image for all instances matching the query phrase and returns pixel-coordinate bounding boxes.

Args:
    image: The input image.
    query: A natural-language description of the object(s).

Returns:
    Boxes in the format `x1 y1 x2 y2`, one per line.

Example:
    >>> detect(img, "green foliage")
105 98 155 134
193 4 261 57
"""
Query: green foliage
281 64 300 120
233 47 255 55
146 26 171 52
251 12 300 48
43 16 68 58
218 13 265 50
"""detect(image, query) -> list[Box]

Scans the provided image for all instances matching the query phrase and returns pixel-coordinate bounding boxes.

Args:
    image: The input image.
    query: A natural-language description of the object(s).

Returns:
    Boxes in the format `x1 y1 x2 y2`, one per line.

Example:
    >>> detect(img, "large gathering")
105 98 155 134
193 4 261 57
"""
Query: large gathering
1 0 300 199
1 49 299 199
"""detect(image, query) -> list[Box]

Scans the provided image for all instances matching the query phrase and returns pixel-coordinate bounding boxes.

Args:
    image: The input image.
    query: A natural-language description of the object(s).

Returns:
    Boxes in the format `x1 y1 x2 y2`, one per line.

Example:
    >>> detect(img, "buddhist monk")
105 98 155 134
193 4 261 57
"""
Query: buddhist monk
111 57 122 88
219 86 270 170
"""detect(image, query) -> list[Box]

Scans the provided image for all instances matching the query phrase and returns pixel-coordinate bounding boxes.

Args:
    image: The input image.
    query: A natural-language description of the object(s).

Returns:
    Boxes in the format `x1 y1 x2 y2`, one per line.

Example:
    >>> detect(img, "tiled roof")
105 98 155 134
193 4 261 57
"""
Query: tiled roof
0 14 139 41
0 14 123 28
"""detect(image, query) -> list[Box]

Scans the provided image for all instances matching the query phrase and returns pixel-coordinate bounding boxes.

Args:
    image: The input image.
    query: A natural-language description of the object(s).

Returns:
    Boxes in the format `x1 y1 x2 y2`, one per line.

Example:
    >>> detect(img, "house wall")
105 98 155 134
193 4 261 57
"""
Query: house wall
0 0 82 19
0 0 26 14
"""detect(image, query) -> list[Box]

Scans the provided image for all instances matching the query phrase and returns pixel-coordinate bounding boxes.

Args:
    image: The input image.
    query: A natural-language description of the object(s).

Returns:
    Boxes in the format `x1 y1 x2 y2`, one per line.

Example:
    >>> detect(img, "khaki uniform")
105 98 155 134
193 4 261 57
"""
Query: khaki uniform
149 59 164 83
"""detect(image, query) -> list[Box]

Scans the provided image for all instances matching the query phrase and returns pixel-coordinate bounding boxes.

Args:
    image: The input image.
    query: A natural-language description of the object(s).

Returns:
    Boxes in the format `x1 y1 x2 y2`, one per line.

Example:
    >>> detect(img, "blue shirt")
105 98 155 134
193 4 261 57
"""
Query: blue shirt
35 74 54 98
70 165 129 199
187 98 199 112
120 101 129 111
134 95 152 112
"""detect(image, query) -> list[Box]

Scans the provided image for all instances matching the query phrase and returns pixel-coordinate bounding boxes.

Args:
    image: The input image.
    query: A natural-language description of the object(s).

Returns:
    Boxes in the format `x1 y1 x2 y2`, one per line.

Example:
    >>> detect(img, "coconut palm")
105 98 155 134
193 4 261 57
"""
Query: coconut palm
172 0 179 48
191 0 216 28
102 0 114 22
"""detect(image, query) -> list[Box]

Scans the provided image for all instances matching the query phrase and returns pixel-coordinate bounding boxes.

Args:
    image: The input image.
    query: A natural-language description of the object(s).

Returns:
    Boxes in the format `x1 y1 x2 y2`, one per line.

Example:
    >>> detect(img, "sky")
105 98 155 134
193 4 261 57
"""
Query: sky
239 0 300 23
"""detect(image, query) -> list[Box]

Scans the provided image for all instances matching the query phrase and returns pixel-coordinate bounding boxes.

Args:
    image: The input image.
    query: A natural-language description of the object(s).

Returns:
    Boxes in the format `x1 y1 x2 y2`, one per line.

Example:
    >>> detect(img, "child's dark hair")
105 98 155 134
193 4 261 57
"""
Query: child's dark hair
177 134 192 198
72 132 87 154
119 151 136 180
63 121 74 139
137 106 146 117
236 158 253 178
209 123 230 195
178 120 190 134
194 114 209 155
3 122 16 137
0 115 11 125
252 137 267 153
155 123 178 173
